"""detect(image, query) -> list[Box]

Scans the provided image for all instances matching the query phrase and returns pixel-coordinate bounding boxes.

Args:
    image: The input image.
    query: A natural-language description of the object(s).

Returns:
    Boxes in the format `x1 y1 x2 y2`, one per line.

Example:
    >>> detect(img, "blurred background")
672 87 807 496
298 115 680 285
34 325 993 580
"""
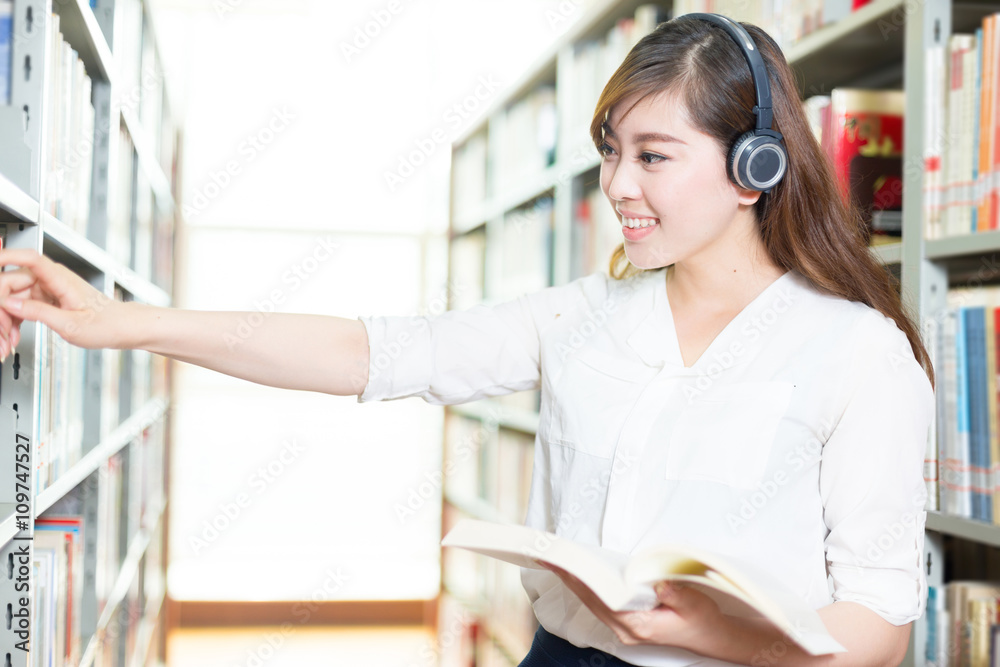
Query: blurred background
145 0 597 662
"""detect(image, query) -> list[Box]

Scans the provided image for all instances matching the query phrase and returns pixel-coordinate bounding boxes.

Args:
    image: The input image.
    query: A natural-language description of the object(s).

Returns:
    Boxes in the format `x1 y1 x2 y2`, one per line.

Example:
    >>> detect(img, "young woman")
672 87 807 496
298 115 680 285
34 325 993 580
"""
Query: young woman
0 13 933 667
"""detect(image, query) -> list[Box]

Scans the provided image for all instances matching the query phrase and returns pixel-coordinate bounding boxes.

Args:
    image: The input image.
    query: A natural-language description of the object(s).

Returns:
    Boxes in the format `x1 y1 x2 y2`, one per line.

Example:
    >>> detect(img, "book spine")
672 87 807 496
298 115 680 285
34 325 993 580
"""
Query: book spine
965 307 988 521
973 28 984 232
0 0 11 106
957 308 973 518
992 13 1000 231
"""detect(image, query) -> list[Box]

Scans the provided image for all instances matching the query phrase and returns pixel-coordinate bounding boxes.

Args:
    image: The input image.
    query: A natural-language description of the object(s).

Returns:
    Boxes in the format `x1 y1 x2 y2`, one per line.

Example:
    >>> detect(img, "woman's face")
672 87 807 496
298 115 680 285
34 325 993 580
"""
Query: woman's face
598 92 761 270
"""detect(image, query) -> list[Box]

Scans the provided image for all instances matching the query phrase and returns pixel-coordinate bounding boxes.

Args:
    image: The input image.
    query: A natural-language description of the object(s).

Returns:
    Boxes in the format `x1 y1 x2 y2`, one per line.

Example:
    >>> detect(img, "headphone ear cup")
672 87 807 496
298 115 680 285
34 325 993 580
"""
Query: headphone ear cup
728 131 788 192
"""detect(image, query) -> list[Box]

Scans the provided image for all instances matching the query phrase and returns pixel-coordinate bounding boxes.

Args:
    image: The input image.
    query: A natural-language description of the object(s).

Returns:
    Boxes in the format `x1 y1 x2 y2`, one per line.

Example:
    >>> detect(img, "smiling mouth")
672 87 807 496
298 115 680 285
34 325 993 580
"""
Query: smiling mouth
621 217 659 228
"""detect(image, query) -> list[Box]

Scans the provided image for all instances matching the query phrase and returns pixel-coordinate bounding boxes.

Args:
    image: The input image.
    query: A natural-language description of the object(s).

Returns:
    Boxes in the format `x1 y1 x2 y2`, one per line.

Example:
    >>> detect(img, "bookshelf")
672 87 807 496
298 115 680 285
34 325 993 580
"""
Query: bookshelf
0 0 177 665
442 0 1000 665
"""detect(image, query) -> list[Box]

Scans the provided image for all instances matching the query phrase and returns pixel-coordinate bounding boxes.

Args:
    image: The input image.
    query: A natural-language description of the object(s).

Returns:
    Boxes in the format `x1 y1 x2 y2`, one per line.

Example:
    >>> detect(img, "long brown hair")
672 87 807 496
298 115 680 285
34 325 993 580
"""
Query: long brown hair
590 17 933 385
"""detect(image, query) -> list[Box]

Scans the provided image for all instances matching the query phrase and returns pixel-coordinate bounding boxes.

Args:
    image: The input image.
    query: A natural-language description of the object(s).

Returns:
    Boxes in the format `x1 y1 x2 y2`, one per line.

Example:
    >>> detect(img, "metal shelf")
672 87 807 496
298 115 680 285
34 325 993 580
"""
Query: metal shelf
42 212 171 307
785 0 907 95
77 497 167 667
34 399 168 518
926 511 1000 549
443 489 508 525
121 107 176 215
870 240 902 265
926 231 1000 260
53 0 115 84
448 401 540 435
452 0 655 147
0 172 39 224
453 165 561 233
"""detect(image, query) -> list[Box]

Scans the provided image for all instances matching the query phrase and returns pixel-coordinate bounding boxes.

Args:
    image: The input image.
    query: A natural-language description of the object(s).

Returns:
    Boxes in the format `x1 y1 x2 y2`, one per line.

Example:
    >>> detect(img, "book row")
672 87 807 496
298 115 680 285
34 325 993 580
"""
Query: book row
924 580 1000 667
44 12 96 234
570 180 622 280
924 14 1000 240
31 419 166 667
444 412 534 527
440 503 536 667
928 287 1000 523
673 0 877 52
449 4 665 224
33 322 162 498
0 3 175 289
560 4 669 160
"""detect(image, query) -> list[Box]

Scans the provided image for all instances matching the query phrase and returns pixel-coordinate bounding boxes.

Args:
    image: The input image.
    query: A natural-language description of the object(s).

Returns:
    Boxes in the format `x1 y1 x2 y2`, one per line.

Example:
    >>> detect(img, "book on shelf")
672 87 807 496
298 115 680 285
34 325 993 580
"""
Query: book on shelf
441 519 847 656
494 198 552 304
493 86 557 195
31 517 85 667
110 128 136 269
96 451 126 613
44 12 95 233
448 227 486 310
563 4 669 157
921 580 1000 667
37 324 87 494
0 0 11 106
924 15 1000 239
673 0 848 51
451 131 488 224
804 89 905 243
570 183 621 280
933 286 1000 523
440 507 537 659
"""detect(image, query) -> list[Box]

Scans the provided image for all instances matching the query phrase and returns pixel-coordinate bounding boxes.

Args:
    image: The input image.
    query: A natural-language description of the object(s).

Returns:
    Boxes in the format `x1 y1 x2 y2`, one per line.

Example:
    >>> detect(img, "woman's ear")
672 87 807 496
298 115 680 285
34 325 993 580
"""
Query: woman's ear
736 187 763 207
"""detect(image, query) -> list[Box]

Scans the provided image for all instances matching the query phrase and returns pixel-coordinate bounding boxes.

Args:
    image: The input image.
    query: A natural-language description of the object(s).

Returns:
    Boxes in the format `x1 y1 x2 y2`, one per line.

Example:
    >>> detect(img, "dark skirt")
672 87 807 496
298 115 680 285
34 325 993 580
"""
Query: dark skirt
518 626 641 666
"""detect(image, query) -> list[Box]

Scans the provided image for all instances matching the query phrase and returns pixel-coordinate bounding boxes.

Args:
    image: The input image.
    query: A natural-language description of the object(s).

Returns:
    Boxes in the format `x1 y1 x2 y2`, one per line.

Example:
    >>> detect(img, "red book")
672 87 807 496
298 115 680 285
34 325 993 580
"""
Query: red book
823 88 905 210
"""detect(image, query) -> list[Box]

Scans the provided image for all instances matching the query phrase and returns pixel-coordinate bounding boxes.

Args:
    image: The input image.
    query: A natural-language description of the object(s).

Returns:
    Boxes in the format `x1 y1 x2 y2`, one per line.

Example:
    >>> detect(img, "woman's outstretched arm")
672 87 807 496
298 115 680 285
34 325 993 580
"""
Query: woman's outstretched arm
0 249 369 396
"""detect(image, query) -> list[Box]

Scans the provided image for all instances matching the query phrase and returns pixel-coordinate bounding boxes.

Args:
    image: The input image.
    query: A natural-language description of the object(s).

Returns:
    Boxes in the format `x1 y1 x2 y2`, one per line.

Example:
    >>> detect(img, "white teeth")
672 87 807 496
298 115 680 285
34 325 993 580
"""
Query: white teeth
622 217 658 228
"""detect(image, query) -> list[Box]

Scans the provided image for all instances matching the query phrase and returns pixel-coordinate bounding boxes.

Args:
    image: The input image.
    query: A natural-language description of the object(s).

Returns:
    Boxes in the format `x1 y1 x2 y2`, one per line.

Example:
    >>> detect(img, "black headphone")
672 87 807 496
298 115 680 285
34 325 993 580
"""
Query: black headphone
681 13 788 193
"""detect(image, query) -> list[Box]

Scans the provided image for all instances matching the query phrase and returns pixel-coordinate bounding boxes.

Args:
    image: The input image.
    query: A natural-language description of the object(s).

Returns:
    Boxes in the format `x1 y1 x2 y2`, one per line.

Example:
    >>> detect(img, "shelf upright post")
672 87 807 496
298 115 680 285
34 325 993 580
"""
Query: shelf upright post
88 77 114 251
82 273 108 452
90 0 114 49
899 0 951 665
0 224 43 667
0 0 48 198
900 0 950 321
552 44 576 288
0 401 30 667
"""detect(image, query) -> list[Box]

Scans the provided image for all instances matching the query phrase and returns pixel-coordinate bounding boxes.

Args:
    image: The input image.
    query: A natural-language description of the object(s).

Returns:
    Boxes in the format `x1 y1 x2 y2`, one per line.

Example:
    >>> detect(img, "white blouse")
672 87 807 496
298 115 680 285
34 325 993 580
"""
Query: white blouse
358 268 934 667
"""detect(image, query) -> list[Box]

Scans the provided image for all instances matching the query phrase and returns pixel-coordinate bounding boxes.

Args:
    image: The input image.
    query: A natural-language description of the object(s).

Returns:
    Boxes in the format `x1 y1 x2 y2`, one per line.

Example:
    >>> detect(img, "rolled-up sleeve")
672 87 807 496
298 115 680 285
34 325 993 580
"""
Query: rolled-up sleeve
819 312 934 625
356 279 592 404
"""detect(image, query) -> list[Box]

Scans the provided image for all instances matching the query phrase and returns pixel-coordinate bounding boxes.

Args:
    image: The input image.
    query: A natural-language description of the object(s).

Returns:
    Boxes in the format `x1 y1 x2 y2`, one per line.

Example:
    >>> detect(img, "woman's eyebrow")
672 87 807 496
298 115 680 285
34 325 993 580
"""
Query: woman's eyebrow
634 132 687 145
600 122 687 145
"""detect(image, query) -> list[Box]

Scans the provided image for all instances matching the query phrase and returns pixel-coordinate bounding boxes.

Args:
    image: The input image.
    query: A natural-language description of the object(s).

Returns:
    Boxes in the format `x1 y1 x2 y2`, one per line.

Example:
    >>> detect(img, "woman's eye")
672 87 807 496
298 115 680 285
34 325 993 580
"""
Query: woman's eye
639 152 667 164
597 142 616 158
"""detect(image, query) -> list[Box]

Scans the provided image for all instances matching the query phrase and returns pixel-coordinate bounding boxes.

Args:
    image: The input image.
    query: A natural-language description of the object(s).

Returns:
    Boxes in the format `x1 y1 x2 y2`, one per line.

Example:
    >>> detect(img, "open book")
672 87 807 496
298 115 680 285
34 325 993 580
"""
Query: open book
441 519 847 656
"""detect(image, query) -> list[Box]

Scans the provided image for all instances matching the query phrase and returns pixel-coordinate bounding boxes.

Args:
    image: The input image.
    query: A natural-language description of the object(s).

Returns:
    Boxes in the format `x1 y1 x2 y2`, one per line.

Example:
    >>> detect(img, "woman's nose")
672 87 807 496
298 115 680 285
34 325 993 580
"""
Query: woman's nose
605 161 641 202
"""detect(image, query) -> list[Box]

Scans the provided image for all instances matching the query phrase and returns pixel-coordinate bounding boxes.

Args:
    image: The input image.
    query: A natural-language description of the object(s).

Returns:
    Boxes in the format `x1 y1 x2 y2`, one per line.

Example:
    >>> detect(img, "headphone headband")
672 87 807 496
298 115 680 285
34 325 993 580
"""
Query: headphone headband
681 13 773 132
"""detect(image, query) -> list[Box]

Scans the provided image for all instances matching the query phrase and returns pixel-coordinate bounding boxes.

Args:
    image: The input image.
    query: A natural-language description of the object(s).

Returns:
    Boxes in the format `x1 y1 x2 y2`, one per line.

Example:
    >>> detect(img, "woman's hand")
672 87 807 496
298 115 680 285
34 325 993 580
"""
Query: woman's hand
543 564 725 651
0 248 129 353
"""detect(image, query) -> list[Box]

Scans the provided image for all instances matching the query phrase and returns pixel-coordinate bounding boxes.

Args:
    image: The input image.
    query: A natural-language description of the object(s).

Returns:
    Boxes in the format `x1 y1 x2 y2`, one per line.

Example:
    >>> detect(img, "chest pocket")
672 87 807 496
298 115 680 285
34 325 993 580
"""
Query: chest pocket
546 348 653 459
666 381 794 490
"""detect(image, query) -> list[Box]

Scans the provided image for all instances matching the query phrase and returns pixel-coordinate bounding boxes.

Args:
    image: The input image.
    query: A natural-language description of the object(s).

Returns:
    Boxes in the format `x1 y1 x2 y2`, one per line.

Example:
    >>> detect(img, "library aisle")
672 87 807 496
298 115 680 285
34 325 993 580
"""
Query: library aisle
167 626 435 667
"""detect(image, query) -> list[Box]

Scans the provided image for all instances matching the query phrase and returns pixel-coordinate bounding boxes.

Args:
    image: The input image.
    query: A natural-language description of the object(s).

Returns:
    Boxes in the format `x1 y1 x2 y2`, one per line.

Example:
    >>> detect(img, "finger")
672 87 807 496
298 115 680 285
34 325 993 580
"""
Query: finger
655 582 685 606
0 267 42 300
0 250 79 306
2 295 72 334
